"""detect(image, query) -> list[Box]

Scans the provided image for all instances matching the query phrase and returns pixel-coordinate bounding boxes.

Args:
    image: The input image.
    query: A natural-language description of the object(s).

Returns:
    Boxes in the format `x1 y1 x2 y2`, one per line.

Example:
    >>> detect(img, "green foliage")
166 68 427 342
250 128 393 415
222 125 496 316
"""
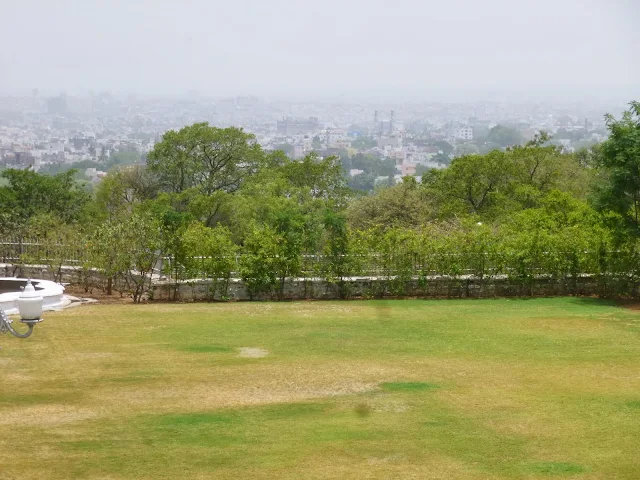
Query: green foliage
150 204 193 295
90 213 162 303
345 154 398 191
0 210 24 237
231 154 335 298
105 149 144 169
424 151 515 218
592 101 640 235
0 168 90 224
499 192 608 291
421 140 592 221
280 153 349 203
319 210 363 298
486 124 524 147
360 227 421 296
94 166 159 219
181 223 238 299
432 151 452 165
38 159 102 176
20 214 84 283
347 180 431 230
274 143 294 156
432 140 454 155
147 123 262 195
239 224 303 300
454 143 480 156
350 135 377 150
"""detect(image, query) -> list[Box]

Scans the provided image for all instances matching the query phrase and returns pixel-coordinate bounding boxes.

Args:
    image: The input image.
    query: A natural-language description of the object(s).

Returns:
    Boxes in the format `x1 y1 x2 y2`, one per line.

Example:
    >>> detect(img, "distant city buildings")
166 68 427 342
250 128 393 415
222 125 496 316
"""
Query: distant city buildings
456 126 473 141
326 128 349 149
276 117 320 136
0 93 614 188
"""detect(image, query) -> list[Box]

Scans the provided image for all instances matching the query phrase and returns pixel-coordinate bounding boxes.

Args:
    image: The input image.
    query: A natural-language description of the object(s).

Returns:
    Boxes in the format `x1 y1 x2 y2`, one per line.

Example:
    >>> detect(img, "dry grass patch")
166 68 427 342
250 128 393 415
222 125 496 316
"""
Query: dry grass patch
238 346 269 358
1 298 639 479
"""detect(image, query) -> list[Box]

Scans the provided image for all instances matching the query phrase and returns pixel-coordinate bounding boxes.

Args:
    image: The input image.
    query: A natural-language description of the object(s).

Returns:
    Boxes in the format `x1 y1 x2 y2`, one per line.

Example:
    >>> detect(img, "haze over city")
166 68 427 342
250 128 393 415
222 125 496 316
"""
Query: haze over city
1 0 638 100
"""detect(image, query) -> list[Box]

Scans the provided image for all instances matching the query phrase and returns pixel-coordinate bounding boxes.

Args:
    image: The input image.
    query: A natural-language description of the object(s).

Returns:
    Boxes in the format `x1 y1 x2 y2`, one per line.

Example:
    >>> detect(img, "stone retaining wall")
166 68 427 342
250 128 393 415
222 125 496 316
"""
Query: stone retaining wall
0 264 82 283
0 264 114 292
150 275 606 301
2 264 630 301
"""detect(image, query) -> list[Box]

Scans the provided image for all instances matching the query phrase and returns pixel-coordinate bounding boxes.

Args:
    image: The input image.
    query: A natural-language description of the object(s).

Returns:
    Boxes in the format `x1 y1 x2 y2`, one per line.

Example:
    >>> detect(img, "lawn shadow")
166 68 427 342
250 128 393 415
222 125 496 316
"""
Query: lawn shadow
500 296 622 309
571 297 621 308
179 345 232 353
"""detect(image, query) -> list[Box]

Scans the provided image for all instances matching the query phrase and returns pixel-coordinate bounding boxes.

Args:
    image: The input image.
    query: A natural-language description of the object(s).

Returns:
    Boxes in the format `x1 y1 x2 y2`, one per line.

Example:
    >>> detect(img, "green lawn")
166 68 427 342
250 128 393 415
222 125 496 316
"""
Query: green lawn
1 298 640 479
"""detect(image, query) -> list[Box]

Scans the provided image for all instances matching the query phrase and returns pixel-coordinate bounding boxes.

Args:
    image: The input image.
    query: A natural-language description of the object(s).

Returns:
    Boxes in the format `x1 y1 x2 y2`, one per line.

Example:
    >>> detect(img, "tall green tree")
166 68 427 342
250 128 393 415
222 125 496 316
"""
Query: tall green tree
424 151 515 218
239 221 304 300
181 222 238 299
347 179 431 230
90 213 162 303
147 123 263 195
486 125 524 148
592 101 640 234
280 153 349 202
94 165 159 219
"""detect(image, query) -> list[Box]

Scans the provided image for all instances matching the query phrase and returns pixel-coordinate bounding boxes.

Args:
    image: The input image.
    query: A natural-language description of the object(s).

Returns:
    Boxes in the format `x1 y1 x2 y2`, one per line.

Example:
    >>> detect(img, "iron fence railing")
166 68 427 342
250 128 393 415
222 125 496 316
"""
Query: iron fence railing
159 251 611 282
0 237 86 266
0 238 635 284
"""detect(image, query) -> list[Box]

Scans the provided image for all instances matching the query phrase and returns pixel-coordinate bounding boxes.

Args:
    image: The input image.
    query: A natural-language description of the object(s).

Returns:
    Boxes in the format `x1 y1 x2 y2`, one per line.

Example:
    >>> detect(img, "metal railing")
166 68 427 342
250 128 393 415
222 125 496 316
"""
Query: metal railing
0 238 634 285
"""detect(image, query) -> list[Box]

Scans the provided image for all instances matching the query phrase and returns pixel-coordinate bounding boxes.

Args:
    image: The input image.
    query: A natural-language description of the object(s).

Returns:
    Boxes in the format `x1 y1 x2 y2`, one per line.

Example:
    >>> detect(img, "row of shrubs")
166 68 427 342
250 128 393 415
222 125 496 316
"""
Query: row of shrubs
3 207 640 302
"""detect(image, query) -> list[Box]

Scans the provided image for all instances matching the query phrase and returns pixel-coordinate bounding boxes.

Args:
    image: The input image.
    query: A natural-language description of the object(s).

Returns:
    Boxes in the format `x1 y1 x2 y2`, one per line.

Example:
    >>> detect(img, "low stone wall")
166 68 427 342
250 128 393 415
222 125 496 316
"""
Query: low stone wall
1 264 629 301
151 275 606 302
0 264 112 292
0 263 82 283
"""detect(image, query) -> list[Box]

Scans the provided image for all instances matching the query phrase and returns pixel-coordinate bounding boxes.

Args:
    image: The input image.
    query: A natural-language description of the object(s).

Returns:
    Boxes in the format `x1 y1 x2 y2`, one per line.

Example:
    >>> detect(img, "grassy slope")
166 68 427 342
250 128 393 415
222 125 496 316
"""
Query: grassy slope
1 298 639 479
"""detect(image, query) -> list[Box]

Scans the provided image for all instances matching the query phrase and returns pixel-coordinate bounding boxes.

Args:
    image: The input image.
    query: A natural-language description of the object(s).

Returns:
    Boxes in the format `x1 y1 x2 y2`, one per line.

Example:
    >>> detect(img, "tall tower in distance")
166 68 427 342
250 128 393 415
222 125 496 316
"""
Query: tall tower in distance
390 110 395 134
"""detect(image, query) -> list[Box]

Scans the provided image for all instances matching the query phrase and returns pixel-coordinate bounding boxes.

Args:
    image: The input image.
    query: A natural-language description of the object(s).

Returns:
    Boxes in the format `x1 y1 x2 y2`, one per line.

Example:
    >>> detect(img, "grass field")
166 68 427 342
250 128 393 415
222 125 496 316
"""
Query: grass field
1 298 640 479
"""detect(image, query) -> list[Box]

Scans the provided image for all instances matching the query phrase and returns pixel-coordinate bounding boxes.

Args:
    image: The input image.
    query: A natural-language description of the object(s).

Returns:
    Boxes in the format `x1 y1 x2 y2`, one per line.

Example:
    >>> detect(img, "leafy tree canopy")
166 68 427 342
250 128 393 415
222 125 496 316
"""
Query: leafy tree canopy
486 124 524 148
147 123 263 195
0 168 90 224
351 136 377 150
591 101 640 235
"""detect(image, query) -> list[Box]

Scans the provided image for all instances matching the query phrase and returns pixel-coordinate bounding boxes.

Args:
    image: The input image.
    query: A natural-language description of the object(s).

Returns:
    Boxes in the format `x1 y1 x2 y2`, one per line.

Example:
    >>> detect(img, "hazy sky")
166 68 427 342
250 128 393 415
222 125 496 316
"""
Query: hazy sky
1 0 638 98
